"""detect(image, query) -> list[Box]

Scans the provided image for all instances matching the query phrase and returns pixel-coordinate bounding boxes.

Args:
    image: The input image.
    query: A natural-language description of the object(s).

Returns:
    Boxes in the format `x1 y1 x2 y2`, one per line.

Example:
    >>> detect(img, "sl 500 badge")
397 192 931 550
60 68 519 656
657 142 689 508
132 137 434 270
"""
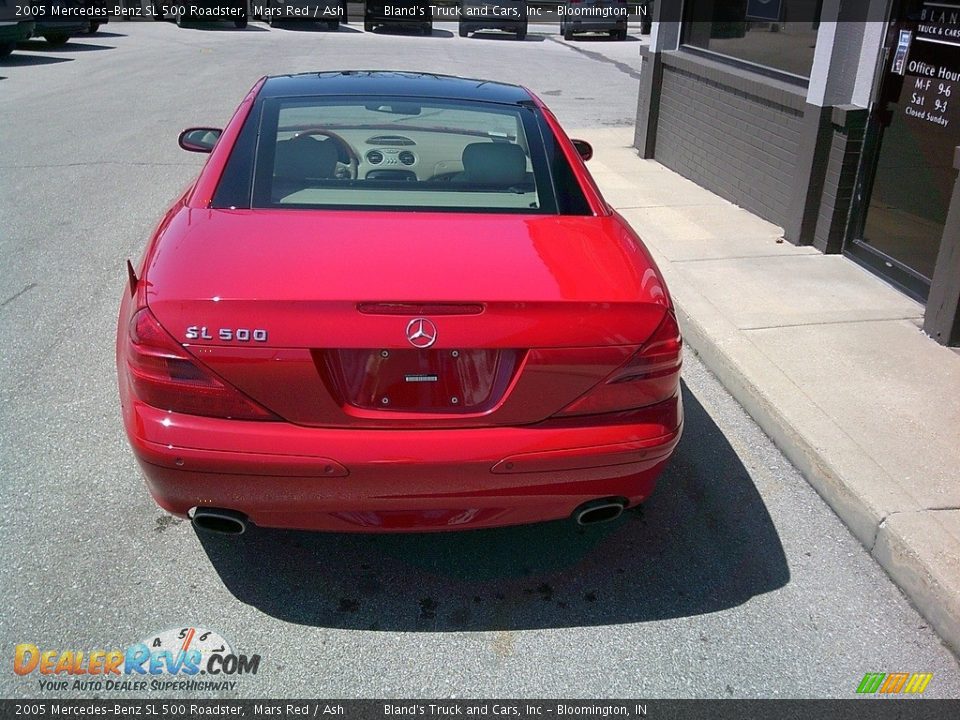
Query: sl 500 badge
185 326 268 342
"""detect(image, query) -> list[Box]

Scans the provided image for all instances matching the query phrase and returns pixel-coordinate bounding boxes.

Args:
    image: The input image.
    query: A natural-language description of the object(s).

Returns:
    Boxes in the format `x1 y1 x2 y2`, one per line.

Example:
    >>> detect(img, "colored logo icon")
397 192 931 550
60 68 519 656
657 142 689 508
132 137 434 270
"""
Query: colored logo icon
856 672 933 694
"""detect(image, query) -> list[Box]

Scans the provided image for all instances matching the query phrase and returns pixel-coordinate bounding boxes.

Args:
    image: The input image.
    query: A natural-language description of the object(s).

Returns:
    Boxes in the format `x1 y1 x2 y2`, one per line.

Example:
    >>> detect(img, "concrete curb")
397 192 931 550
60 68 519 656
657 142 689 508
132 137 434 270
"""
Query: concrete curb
579 127 959 659
674 298 960 659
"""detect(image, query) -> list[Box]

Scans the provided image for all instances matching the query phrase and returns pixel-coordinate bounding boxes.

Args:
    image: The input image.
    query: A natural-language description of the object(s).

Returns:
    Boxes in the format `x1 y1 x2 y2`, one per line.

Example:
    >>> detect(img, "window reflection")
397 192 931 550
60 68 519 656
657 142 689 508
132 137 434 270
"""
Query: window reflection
683 0 823 79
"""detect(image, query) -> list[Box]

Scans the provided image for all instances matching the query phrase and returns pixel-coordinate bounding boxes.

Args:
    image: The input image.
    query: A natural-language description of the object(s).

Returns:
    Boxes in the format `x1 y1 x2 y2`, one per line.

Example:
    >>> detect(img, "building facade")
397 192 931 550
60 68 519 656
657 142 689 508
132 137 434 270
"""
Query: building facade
635 0 960 346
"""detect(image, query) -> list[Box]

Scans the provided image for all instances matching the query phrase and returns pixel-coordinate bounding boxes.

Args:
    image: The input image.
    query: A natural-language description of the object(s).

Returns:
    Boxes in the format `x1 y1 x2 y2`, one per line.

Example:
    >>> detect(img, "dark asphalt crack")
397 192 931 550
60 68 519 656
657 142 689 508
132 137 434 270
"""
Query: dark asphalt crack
0 282 37 309
547 36 644 81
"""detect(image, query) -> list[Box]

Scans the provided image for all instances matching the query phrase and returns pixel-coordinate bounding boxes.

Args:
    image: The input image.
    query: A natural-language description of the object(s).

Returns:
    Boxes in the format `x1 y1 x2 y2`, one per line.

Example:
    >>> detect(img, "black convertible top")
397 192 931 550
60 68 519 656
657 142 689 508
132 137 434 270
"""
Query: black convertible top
259 71 534 105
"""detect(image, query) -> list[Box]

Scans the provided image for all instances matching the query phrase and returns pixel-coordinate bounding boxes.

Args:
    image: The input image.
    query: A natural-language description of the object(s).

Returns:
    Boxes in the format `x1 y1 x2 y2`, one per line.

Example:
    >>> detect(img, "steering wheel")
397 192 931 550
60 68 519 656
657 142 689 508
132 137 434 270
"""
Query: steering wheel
291 128 360 180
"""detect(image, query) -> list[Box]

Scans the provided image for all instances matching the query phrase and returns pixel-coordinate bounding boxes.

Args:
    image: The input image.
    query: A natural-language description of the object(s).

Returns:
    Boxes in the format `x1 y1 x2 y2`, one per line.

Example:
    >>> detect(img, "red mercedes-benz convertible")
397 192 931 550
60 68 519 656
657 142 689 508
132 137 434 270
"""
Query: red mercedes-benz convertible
117 71 683 535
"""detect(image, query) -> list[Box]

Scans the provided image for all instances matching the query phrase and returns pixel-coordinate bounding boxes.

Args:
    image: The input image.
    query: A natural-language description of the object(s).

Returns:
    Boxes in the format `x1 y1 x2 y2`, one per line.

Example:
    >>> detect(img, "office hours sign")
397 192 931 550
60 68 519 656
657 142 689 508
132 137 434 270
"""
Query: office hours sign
903 2 960 129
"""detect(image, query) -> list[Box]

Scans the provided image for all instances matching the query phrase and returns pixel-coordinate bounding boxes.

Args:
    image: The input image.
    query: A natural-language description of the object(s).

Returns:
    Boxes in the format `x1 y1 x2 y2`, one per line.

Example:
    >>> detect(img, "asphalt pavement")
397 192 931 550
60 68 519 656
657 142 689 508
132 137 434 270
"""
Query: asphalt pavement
1 21 959 699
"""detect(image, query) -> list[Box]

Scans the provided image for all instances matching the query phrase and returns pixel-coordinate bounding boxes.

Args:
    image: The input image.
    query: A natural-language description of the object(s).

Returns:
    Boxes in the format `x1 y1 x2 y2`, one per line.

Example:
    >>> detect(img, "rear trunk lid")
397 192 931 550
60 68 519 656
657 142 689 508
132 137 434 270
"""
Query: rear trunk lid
145 208 669 427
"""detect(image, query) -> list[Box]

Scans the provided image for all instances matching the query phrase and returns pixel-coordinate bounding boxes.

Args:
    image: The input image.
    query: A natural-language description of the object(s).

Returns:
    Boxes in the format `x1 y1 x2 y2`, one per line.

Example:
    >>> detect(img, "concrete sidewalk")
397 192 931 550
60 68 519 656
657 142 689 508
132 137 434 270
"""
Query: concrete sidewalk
580 127 960 656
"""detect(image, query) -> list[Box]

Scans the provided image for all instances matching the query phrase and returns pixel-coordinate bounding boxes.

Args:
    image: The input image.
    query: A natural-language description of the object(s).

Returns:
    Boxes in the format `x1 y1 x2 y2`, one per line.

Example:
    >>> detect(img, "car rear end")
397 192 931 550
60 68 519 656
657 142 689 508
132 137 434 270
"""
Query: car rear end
34 0 89 43
259 0 344 28
119 219 683 533
0 20 34 56
364 0 432 33
458 0 527 38
561 0 628 39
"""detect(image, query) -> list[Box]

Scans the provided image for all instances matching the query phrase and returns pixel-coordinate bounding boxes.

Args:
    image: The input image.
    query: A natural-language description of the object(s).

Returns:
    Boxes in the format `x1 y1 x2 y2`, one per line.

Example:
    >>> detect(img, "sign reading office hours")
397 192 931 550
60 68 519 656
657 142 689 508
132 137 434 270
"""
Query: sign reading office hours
905 59 959 128
904 2 960 130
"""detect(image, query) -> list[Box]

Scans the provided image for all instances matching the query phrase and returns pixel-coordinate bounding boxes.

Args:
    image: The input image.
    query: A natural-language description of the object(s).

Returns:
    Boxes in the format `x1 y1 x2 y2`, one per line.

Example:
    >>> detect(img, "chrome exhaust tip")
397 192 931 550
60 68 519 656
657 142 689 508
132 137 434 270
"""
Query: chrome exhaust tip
191 508 248 535
573 498 626 526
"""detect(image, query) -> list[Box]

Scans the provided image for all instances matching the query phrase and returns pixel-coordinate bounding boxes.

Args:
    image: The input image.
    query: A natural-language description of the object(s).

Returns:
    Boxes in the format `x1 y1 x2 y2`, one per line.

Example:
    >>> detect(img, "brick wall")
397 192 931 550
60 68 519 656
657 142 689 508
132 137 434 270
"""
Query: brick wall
813 107 868 253
653 55 806 229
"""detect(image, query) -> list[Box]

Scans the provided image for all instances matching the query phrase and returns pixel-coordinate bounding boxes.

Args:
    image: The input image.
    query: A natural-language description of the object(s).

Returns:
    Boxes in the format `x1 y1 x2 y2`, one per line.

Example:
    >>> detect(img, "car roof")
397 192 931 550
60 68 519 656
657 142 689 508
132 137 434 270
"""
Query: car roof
258 71 534 105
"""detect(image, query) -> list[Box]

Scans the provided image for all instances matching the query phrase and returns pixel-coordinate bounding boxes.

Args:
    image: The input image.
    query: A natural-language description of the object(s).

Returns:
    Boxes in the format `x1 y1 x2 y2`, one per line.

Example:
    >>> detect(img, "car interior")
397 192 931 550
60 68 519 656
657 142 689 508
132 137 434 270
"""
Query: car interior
261 100 542 210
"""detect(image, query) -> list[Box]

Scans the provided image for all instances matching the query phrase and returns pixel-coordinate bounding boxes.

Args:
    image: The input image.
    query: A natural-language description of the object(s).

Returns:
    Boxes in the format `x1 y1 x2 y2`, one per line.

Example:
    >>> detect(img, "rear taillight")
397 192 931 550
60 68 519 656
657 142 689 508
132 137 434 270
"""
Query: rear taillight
554 310 682 418
125 308 278 421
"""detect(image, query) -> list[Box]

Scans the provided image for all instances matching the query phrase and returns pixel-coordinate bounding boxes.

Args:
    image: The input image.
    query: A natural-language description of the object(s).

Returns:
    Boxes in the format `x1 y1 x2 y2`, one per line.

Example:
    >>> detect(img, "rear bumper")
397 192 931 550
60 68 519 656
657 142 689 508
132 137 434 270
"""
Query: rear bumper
565 20 626 32
125 393 682 532
460 20 527 32
365 11 433 25
35 21 89 34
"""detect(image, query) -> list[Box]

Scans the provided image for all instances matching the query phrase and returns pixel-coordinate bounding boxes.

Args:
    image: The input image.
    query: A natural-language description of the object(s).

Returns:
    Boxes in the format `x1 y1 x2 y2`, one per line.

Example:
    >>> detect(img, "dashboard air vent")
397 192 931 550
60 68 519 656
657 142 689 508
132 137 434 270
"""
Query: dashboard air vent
366 135 416 146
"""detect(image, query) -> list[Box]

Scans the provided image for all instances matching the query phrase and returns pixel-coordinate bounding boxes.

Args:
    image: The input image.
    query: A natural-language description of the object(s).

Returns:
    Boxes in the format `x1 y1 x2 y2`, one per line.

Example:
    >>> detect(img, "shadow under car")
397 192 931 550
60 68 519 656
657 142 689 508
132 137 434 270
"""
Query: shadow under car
197 381 790 631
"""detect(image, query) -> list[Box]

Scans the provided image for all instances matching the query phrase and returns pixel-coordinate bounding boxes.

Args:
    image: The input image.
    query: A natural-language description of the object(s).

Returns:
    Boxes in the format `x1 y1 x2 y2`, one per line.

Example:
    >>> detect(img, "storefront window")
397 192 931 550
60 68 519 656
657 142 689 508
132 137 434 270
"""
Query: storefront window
847 0 958 298
683 0 824 80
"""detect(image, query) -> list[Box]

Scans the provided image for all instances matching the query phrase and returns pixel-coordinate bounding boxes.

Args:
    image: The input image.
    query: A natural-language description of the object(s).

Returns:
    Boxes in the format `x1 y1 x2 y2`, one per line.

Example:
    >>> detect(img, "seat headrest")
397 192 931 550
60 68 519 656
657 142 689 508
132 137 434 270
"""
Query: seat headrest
273 136 339 182
461 142 527 185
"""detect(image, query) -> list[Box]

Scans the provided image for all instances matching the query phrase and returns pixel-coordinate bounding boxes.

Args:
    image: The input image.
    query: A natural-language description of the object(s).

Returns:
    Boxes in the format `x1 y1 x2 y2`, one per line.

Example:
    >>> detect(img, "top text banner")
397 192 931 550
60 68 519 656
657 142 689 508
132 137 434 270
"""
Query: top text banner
0 1 937 27
0 1 649 24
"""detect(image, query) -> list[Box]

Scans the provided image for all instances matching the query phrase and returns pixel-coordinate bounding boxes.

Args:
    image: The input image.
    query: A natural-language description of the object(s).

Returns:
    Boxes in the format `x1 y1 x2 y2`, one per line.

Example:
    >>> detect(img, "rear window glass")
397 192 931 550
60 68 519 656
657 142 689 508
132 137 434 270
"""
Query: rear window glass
244 97 558 213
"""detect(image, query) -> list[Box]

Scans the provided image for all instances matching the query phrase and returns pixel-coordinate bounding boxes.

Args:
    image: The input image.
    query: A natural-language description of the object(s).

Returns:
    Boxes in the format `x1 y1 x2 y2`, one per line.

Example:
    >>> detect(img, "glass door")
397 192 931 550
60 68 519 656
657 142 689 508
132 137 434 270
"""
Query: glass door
846 0 960 301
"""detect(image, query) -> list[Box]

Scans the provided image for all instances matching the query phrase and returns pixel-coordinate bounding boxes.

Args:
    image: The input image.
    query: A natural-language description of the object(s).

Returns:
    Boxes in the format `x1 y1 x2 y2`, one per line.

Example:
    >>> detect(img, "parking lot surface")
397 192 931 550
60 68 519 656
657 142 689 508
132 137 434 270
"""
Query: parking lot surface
1 22 959 698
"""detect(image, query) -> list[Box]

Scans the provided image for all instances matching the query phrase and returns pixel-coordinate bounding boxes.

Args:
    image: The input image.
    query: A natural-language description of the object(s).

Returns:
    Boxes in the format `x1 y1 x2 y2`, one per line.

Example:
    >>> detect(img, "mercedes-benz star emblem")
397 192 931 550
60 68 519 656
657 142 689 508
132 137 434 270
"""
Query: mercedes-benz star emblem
405 317 438 349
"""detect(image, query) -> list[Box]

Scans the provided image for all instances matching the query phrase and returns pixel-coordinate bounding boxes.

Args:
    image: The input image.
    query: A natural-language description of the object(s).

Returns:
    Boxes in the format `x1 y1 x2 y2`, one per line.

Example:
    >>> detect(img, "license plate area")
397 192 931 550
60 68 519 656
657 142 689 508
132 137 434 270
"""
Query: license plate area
319 348 519 413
